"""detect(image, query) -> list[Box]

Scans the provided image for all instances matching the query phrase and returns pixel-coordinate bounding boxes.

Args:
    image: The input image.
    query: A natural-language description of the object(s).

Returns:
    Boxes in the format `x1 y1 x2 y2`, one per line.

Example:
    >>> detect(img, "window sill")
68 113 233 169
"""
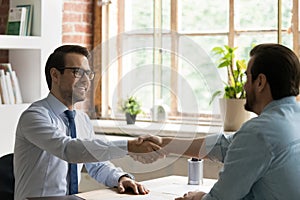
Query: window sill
91 119 223 138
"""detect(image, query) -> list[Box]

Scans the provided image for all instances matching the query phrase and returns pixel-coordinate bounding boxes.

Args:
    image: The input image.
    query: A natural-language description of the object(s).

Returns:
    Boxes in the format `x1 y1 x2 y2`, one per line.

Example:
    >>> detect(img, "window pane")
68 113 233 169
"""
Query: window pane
282 32 293 49
177 36 223 114
236 33 277 59
178 0 228 32
189 36 228 61
235 0 277 30
105 34 155 117
162 0 171 30
282 0 293 29
108 0 118 37
121 49 154 110
124 0 154 31
178 58 213 113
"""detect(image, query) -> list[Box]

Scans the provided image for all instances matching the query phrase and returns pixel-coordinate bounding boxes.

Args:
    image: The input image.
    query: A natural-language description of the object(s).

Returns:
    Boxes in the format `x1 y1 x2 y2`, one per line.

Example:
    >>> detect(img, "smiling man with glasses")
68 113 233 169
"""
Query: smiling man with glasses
13 45 164 200
59 67 95 80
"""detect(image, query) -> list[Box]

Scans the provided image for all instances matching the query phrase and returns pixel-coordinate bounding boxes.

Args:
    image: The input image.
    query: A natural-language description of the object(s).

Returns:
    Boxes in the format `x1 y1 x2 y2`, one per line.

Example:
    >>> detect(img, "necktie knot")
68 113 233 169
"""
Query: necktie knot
64 110 76 139
64 110 75 120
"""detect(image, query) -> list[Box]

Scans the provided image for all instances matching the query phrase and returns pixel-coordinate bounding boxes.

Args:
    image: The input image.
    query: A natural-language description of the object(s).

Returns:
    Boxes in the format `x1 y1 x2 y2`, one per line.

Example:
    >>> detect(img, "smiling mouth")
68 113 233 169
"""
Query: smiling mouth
75 86 88 92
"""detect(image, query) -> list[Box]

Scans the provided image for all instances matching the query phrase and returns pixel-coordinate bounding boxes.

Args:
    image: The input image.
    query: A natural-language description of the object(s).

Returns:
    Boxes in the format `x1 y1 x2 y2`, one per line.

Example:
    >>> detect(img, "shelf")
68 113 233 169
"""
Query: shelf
0 35 43 49
0 0 63 156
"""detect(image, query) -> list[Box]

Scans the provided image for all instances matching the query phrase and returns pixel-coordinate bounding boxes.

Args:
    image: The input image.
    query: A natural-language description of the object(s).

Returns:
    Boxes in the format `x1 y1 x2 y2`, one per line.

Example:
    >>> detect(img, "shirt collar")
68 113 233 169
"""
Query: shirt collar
46 93 70 116
262 96 297 113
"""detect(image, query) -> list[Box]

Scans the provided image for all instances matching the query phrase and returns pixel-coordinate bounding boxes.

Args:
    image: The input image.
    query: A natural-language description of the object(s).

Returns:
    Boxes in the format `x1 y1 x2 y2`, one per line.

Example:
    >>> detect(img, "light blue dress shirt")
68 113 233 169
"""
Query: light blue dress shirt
203 96 300 200
14 93 129 200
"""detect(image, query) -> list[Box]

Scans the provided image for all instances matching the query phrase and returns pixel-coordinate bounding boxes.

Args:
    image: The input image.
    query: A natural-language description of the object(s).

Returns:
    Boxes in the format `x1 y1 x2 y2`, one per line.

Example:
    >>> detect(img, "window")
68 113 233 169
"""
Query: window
92 0 297 124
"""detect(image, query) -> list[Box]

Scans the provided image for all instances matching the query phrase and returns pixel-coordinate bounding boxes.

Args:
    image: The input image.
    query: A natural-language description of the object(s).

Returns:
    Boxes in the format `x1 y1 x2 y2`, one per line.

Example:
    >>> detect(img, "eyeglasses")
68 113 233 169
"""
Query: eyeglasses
61 67 95 80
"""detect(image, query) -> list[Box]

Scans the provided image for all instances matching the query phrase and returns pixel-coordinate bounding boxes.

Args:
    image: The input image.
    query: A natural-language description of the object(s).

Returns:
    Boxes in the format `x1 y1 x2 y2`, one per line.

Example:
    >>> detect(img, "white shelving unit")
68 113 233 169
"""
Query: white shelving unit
0 0 63 156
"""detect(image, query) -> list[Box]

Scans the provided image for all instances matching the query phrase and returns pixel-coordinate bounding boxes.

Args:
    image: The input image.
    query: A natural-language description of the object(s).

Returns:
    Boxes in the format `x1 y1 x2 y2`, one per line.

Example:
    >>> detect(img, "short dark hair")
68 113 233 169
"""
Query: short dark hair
45 45 90 90
249 43 300 99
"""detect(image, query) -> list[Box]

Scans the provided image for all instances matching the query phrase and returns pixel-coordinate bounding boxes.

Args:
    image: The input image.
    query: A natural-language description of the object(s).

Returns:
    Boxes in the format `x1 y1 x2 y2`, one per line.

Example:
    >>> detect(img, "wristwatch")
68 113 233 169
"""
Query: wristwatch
118 173 135 182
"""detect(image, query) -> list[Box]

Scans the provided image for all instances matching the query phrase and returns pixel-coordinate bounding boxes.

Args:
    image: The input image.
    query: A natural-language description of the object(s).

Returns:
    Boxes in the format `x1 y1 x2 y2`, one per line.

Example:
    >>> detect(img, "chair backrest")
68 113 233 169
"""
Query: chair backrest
0 153 14 200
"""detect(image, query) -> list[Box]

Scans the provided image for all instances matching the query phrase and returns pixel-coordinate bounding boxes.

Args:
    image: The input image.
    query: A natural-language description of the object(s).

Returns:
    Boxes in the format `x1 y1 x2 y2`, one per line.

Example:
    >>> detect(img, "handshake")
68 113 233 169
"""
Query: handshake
127 135 204 164
127 135 168 164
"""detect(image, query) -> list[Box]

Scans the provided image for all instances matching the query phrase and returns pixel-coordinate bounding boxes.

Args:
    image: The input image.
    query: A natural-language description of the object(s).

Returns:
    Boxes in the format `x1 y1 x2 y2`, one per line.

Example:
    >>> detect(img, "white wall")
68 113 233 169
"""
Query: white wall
0 104 29 157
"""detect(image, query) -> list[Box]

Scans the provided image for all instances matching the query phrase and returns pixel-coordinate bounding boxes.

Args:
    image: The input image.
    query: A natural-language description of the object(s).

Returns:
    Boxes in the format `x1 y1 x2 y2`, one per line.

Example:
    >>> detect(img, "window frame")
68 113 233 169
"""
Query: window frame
92 0 299 123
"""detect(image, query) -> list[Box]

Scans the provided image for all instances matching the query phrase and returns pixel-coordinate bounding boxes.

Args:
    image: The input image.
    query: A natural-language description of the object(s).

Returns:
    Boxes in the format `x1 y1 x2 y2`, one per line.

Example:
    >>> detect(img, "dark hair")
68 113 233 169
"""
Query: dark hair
249 43 300 99
45 45 90 90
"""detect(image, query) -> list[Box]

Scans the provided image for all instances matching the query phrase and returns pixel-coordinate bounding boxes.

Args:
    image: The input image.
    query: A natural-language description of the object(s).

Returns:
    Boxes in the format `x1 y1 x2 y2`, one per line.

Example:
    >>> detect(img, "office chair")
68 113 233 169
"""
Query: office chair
0 153 14 200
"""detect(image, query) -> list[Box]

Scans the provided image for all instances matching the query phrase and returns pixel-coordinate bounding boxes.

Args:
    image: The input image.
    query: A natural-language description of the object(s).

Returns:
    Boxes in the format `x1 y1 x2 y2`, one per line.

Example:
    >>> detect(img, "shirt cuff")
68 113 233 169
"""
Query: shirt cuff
111 172 135 187
200 133 222 158
205 133 230 162
118 173 135 182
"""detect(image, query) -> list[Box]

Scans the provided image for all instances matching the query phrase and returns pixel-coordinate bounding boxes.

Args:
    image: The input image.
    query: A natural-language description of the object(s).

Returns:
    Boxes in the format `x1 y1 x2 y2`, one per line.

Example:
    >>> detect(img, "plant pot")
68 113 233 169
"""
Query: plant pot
125 113 136 124
219 98 250 131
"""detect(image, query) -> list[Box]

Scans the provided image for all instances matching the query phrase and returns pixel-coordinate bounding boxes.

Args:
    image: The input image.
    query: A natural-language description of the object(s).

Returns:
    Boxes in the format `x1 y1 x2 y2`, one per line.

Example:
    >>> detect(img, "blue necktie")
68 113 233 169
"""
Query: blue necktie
64 110 78 195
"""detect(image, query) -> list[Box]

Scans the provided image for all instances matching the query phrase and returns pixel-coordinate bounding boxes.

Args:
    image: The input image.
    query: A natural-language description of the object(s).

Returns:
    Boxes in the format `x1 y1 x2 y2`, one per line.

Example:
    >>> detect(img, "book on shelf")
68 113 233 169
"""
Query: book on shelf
10 71 23 104
0 69 10 104
5 73 15 104
17 4 33 36
0 63 23 104
6 7 27 36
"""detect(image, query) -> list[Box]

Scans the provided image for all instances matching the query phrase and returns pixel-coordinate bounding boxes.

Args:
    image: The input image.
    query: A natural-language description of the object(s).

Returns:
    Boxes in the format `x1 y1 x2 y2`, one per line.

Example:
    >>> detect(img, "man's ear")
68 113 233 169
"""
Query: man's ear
50 68 59 83
256 73 267 92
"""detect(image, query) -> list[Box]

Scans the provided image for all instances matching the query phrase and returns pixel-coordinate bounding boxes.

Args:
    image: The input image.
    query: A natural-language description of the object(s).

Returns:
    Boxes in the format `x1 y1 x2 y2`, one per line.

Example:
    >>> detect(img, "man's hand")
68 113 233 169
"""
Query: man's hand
137 134 164 146
118 176 149 195
175 191 206 200
127 137 167 164
139 135 205 159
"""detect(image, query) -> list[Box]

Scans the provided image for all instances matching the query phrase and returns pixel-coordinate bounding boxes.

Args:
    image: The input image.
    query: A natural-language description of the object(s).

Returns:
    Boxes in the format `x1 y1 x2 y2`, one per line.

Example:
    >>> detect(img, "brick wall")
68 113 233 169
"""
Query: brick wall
0 0 9 62
62 0 95 114
62 0 94 50
0 0 9 34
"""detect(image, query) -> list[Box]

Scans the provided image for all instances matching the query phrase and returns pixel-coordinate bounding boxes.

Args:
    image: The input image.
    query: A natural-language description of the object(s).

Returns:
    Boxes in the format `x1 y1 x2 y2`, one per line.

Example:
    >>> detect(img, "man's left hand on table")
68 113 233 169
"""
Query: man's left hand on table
118 176 149 195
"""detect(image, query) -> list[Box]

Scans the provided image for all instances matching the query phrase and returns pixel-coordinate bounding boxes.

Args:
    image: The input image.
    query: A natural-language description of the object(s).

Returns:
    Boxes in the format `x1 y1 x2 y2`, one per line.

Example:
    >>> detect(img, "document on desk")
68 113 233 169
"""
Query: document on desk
76 176 216 200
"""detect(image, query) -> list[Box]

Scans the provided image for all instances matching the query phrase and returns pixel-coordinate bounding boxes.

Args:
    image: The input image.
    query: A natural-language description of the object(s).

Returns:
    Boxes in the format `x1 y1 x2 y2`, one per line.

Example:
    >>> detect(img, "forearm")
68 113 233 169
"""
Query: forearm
127 139 136 153
161 137 205 158
85 162 125 187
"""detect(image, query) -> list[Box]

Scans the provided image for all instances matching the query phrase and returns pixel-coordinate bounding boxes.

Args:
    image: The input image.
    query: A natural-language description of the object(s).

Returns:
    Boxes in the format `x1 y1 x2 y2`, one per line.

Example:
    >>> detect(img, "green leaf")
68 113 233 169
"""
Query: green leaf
121 96 143 115
211 47 224 55
209 90 222 105
236 59 247 70
218 61 230 68
225 86 236 99
211 44 246 99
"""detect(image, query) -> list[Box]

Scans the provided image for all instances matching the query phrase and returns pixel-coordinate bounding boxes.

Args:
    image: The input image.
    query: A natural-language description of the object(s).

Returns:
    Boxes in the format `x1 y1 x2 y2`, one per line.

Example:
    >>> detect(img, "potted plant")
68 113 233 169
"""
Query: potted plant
211 45 250 131
121 96 142 124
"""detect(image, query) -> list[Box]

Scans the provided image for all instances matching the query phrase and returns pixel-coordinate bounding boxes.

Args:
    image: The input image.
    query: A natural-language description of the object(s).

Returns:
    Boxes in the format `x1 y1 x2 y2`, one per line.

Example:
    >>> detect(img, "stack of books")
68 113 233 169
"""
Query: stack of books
5 4 33 36
0 63 23 104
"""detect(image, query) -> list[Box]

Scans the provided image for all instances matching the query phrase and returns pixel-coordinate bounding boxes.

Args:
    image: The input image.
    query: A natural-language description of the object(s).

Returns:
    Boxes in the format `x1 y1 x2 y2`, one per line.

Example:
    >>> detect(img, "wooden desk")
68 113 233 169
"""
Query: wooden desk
76 175 217 200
